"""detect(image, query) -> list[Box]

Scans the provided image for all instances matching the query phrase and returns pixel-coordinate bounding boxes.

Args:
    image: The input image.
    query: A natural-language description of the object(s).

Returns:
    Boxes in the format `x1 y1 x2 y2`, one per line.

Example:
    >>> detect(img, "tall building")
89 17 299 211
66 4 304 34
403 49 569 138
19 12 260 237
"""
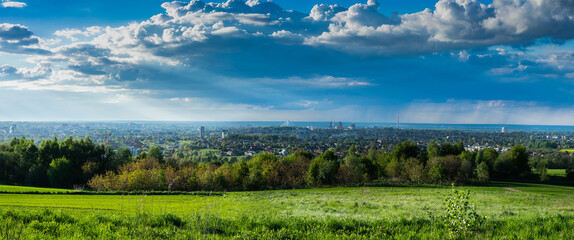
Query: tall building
199 126 205 139
128 146 138 158
221 130 228 139
9 125 15 134
336 122 343 130
329 121 334 129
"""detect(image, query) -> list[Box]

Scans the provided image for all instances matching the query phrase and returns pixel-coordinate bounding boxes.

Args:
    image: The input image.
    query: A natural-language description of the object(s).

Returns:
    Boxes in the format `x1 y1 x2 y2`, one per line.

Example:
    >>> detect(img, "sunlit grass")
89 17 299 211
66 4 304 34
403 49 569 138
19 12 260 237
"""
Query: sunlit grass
547 169 566 177
1 183 573 238
0 185 72 193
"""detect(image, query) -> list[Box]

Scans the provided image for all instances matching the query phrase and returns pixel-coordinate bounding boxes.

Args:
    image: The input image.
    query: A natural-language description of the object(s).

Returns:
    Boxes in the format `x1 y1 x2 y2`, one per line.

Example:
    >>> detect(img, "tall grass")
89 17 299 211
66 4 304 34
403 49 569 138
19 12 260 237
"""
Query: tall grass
1 208 573 239
1 183 573 239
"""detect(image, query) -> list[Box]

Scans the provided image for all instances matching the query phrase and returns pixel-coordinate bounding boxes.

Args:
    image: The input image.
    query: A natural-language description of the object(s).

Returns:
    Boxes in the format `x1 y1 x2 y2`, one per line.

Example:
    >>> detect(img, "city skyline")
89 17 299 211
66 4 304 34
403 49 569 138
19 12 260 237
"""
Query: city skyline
2 0 574 125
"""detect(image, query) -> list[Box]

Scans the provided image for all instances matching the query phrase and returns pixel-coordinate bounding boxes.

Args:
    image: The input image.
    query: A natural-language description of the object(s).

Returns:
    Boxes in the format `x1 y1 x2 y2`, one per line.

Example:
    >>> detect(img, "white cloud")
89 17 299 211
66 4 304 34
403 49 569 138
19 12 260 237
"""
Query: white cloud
0 63 52 80
307 0 574 55
20 0 574 89
402 99 574 125
2 0 574 122
54 27 103 41
307 4 347 22
1 1 27 8
258 75 373 89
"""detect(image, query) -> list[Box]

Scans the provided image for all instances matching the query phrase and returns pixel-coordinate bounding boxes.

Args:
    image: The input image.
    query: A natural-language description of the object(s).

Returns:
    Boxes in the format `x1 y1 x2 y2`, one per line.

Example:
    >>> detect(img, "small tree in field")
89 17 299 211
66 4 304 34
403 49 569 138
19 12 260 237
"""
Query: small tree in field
443 184 484 239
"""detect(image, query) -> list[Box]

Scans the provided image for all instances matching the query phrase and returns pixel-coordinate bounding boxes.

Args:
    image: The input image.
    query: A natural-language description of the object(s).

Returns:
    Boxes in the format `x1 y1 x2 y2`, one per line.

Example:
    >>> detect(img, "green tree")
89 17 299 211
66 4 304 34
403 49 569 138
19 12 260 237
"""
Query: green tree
109 147 133 170
427 140 440 158
148 146 164 163
477 148 498 170
427 157 446 183
510 145 530 177
25 164 48 187
403 158 426 183
393 141 420 161
0 151 19 184
308 149 339 185
566 167 574 181
475 161 489 183
494 145 530 179
47 157 72 188
39 137 60 167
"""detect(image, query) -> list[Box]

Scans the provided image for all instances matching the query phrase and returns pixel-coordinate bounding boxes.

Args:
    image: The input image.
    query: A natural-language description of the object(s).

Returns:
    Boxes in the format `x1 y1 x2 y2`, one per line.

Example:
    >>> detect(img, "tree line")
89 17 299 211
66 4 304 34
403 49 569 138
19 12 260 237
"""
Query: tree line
2 136 573 191
0 137 132 188
88 140 573 191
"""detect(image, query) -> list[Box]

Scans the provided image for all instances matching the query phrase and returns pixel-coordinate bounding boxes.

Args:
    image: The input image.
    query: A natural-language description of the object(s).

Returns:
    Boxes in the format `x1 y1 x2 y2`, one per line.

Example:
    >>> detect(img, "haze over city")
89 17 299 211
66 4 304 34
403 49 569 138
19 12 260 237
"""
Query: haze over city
1 0 574 125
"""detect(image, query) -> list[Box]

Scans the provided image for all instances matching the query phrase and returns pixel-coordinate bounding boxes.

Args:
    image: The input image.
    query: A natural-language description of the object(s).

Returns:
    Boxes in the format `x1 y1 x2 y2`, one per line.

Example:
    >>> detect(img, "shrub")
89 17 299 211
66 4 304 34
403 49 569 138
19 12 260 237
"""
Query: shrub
443 184 484 239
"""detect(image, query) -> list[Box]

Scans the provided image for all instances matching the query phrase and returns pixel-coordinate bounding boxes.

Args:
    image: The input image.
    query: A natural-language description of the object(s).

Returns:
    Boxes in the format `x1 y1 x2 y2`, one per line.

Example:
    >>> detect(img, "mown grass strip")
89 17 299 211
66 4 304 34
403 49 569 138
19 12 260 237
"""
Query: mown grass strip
0 190 224 196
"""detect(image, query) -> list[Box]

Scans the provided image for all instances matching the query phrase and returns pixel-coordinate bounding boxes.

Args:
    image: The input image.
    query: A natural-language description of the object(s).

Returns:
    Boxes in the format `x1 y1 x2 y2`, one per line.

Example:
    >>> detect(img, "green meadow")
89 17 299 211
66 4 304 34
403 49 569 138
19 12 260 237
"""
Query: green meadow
0 185 72 193
1 183 574 239
547 169 567 177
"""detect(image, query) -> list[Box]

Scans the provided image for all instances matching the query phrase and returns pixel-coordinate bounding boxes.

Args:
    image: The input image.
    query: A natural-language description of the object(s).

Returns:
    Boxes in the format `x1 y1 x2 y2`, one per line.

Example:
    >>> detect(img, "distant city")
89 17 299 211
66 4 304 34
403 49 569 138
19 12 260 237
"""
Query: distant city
1 121 573 160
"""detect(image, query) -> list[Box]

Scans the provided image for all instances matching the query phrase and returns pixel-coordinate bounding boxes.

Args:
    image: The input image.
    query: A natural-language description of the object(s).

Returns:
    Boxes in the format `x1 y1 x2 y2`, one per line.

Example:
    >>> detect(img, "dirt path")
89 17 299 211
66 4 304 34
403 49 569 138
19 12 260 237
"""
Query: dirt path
503 187 523 192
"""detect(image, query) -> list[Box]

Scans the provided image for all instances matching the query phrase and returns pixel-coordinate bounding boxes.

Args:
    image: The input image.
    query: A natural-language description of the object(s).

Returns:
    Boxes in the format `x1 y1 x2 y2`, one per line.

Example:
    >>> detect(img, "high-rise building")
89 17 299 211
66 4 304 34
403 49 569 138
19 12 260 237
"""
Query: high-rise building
336 122 343 130
128 146 138 158
329 121 334 129
199 126 205 139
221 130 228 139
9 125 15 134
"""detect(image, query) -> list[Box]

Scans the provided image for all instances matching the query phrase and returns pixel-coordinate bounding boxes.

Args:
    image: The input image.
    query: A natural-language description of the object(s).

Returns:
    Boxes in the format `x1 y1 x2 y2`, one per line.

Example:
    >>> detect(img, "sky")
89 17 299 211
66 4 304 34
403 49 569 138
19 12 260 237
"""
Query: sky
1 0 574 125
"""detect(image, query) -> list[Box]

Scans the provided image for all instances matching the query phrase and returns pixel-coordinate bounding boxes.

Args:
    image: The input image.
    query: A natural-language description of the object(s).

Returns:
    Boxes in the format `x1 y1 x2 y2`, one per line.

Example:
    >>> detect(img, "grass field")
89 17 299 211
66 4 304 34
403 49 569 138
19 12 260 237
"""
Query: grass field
0 185 72 193
1 183 573 239
547 169 567 177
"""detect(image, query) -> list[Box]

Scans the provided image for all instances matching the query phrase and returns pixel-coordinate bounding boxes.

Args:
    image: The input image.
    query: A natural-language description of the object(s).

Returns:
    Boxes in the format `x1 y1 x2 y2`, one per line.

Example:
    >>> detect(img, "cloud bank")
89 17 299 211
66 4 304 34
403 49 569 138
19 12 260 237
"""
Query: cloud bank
1 0 574 122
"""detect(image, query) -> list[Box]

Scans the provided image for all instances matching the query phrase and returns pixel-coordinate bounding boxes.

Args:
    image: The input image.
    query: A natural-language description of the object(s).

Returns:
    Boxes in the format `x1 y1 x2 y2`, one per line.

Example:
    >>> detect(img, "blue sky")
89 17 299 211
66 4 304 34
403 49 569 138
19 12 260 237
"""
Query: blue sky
1 0 574 124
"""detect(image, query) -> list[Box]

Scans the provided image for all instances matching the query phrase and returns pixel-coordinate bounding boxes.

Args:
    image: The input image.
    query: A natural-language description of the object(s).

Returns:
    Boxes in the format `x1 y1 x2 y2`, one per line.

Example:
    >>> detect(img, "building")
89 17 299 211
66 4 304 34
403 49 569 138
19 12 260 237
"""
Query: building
336 122 344 130
329 121 334 129
199 126 205 139
127 146 138 157
9 125 15 134
221 130 228 139
501 127 505 133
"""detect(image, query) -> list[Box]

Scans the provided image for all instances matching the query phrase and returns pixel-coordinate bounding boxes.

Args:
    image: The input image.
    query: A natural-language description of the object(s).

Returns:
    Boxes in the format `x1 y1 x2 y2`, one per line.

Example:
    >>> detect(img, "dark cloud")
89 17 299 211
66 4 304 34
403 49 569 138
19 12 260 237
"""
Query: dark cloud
0 23 51 55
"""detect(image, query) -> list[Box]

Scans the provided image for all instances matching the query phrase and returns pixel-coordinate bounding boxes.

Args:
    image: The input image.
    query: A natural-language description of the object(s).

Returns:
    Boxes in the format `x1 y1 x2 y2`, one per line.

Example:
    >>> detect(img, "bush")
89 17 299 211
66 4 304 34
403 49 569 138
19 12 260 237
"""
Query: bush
442 184 484 239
